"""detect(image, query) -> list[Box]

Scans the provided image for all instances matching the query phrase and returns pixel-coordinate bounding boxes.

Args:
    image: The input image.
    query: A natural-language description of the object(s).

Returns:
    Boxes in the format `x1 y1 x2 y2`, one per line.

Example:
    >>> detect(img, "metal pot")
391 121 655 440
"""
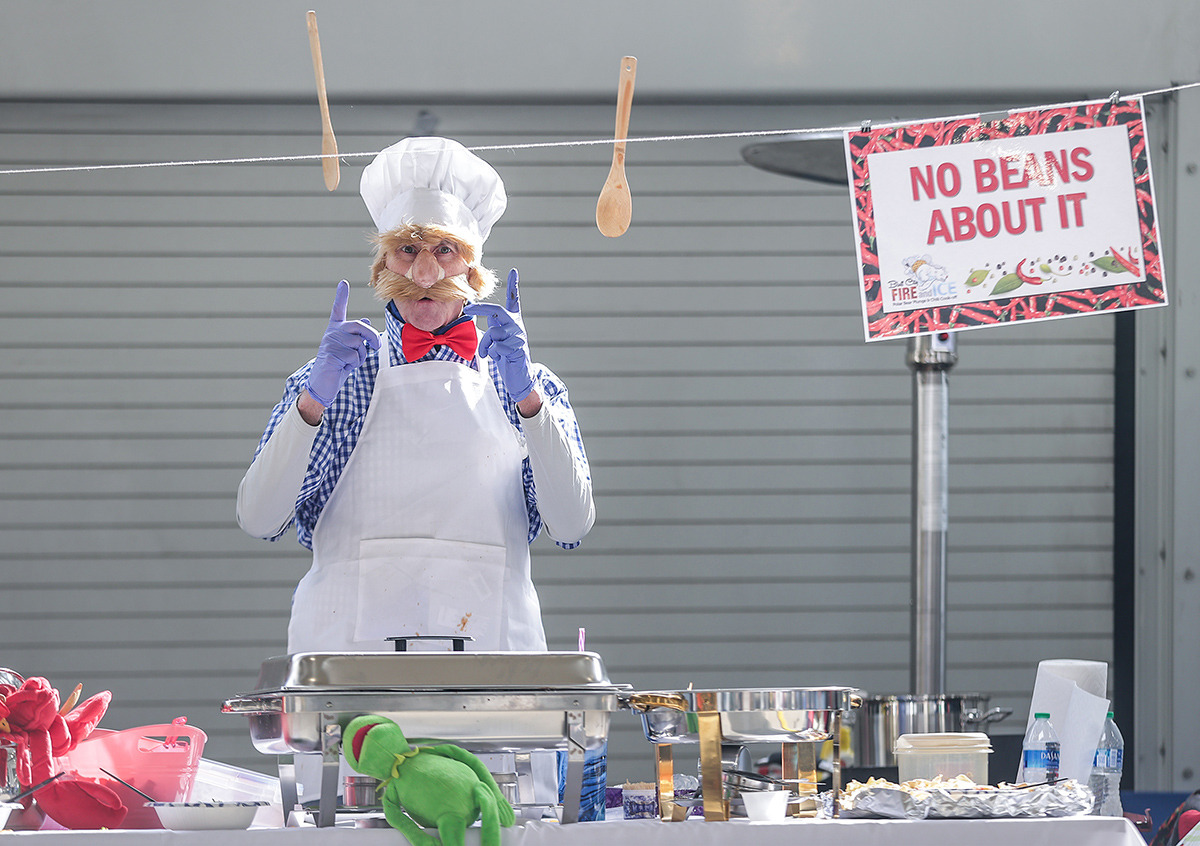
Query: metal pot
342 776 381 810
854 693 1011 768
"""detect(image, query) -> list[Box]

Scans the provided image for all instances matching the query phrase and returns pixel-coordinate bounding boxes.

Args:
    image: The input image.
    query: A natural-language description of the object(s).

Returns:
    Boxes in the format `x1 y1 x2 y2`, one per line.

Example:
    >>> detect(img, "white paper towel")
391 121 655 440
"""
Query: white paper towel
1020 659 1111 783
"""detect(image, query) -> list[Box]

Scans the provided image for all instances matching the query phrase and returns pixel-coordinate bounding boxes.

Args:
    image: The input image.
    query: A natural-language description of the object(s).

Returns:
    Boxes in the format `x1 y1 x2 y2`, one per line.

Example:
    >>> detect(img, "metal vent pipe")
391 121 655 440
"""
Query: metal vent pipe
906 333 957 696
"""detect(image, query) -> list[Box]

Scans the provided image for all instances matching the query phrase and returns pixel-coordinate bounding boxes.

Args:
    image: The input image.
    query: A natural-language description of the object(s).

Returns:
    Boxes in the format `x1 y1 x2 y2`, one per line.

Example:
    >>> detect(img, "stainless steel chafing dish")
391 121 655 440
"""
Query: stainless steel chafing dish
222 647 628 827
626 686 862 822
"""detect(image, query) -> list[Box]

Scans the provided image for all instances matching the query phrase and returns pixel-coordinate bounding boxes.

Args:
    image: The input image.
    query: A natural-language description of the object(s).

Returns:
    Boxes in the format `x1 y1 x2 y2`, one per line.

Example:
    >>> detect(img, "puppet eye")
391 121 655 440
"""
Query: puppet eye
434 244 455 255
399 244 419 255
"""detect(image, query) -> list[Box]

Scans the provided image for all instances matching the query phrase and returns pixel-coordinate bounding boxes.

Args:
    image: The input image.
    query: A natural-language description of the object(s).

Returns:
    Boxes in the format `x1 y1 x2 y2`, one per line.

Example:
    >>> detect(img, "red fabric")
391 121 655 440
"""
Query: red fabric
24 729 52 784
48 714 71 756
1180 809 1200 840
0 679 111 786
64 692 112 748
401 319 478 361
4 678 59 731
0 677 114 828
37 779 127 830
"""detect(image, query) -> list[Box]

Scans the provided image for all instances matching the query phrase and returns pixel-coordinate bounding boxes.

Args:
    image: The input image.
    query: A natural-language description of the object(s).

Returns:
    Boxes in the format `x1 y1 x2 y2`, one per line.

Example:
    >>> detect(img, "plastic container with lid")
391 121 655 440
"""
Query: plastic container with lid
191 759 283 828
894 732 993 784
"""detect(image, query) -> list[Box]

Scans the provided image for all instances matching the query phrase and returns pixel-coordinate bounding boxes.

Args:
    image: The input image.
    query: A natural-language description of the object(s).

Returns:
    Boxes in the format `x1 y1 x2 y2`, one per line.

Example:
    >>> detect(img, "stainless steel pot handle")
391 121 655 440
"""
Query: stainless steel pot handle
220 697 284 714
964 706 1012 726
623 692 689 713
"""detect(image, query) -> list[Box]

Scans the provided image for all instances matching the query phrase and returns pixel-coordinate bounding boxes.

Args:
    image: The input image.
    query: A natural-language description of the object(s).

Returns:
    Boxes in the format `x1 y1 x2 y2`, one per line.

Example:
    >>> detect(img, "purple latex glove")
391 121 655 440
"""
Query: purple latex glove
463 269 535 401
303 280 382 407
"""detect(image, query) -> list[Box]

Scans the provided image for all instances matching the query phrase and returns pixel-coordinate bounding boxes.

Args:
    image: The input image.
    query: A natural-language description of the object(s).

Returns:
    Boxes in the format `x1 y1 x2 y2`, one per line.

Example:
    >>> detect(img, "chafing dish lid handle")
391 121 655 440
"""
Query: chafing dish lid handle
387 635 475 652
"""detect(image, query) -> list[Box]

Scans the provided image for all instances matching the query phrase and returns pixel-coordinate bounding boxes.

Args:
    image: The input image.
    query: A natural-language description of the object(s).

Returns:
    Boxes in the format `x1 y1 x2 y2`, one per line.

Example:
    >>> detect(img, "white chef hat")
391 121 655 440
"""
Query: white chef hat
359 136 507 256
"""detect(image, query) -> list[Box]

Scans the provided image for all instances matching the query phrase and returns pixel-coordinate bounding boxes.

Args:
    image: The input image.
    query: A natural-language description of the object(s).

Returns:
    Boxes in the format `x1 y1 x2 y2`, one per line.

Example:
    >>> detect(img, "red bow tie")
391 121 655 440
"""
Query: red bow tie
400 319 478 361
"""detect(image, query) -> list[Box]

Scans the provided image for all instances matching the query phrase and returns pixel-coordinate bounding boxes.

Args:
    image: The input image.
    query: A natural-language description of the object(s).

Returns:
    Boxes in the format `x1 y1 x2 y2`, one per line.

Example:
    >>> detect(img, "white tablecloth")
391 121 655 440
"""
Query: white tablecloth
8 815 1146 846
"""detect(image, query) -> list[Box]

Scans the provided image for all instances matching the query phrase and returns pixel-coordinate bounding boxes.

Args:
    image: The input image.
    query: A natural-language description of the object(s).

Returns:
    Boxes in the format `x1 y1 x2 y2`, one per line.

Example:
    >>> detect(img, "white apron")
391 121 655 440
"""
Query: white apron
287 339 547 654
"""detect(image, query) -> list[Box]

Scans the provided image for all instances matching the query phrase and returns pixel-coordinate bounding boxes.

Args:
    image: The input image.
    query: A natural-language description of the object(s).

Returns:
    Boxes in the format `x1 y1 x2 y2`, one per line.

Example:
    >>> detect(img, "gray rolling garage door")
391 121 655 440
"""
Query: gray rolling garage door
0 98 1116 780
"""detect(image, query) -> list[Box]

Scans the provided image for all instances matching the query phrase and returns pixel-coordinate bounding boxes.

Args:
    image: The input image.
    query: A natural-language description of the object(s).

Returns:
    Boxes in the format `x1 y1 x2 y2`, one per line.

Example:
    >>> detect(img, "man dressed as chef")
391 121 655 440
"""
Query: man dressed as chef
237 136 595 656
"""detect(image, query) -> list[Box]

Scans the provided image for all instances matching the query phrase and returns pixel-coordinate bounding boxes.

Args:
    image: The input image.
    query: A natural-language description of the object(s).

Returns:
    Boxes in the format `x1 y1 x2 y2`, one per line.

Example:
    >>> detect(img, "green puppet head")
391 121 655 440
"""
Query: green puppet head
343 714 414 779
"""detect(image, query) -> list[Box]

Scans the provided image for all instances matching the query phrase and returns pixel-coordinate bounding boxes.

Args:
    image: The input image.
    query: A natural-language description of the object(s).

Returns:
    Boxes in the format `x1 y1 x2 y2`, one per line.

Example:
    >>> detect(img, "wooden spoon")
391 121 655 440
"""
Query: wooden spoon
595 56 637 237
306 11 339 191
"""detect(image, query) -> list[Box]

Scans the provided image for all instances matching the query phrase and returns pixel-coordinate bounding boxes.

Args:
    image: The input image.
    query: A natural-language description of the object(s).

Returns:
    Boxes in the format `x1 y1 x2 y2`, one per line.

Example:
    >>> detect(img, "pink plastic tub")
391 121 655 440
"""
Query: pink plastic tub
56 724 207 829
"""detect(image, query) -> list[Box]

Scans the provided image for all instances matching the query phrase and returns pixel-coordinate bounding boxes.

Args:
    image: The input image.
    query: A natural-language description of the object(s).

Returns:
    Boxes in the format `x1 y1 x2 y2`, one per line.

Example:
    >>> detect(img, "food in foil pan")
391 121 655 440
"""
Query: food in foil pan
838 775 1094 820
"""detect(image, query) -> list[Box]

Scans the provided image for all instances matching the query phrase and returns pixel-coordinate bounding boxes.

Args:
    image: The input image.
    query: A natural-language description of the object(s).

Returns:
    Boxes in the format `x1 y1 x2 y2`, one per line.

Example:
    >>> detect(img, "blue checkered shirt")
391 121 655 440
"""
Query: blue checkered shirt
252 303 588 551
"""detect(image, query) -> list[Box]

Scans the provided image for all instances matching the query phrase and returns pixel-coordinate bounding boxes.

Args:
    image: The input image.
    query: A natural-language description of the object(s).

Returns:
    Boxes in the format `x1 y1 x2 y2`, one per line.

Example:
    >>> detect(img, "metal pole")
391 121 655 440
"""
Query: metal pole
906 333 957 696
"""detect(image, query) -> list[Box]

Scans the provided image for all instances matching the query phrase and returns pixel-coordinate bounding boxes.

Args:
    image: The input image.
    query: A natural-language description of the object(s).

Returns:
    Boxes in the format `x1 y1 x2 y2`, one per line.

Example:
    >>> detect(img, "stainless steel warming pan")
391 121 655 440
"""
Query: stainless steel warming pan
222 649 628 826
632 686 860 744
625 686 861 822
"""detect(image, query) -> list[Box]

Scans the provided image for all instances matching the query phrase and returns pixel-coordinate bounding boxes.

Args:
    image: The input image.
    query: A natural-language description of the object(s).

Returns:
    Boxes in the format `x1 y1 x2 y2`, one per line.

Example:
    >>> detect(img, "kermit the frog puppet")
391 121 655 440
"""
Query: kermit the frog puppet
343 714 515 846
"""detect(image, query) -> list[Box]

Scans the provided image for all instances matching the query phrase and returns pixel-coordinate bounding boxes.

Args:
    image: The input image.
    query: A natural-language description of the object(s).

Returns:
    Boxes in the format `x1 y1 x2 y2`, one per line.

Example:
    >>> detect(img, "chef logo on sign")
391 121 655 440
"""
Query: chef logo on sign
885 254 958 308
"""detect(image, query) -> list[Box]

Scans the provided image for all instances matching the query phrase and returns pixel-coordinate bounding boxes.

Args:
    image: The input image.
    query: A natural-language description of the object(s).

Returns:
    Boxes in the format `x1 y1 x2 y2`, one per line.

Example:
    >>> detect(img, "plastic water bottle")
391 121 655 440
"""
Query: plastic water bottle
1089 712 1124 816
1021 712 1061 783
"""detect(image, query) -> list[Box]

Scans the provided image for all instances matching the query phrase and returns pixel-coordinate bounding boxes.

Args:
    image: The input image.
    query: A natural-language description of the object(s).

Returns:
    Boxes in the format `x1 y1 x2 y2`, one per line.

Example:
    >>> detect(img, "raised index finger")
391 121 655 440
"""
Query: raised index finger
506 268 520 313
329 279 350 322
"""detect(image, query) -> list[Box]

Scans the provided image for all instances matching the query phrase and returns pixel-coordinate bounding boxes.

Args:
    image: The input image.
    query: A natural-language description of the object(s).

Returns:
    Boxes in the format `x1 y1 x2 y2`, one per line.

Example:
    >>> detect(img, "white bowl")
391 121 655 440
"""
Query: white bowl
149 801 267 830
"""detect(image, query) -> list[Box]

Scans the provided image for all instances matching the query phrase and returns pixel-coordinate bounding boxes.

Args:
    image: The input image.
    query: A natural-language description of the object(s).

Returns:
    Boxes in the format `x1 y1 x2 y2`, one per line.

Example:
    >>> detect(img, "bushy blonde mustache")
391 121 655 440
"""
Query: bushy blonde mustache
368 224 497 304
372 266 480 304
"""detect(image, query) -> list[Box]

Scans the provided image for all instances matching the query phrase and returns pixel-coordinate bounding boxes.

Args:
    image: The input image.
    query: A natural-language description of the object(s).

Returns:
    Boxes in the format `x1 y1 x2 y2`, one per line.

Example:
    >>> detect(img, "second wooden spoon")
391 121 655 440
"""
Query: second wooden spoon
595 56 637 237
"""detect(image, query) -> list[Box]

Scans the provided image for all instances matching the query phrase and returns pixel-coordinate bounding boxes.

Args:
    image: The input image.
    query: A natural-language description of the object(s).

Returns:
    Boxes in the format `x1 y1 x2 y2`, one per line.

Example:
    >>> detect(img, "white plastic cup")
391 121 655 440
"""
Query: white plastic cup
740 790 789 822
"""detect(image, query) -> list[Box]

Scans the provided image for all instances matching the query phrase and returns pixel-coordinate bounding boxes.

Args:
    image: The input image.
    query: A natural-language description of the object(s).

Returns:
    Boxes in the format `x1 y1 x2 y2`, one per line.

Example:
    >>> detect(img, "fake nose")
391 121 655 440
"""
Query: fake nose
409 249 446 288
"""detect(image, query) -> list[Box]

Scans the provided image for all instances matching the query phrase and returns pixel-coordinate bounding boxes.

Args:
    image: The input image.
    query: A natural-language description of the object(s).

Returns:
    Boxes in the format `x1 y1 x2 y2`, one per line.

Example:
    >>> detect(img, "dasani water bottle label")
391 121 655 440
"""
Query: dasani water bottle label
1023 747 1060 770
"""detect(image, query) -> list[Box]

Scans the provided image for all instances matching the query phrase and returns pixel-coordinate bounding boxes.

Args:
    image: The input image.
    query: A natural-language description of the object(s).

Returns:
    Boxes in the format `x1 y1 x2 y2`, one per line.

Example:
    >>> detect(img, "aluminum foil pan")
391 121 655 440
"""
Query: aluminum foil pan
839 778 1094 820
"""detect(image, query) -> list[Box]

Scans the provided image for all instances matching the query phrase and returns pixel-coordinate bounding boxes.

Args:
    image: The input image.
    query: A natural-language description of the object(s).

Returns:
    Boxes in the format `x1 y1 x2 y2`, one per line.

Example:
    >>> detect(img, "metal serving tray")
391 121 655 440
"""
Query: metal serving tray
222 651 627 828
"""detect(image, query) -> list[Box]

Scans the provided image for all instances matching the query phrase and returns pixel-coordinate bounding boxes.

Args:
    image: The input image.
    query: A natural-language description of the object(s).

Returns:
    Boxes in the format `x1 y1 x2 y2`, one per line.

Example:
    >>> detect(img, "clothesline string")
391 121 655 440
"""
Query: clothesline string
1 80 1197 178
0 127 825 176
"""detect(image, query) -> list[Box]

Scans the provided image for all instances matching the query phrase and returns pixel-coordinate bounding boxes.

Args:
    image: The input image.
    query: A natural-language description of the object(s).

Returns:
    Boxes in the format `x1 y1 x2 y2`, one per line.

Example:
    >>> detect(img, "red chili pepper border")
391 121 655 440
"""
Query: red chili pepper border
849 97 1166 340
